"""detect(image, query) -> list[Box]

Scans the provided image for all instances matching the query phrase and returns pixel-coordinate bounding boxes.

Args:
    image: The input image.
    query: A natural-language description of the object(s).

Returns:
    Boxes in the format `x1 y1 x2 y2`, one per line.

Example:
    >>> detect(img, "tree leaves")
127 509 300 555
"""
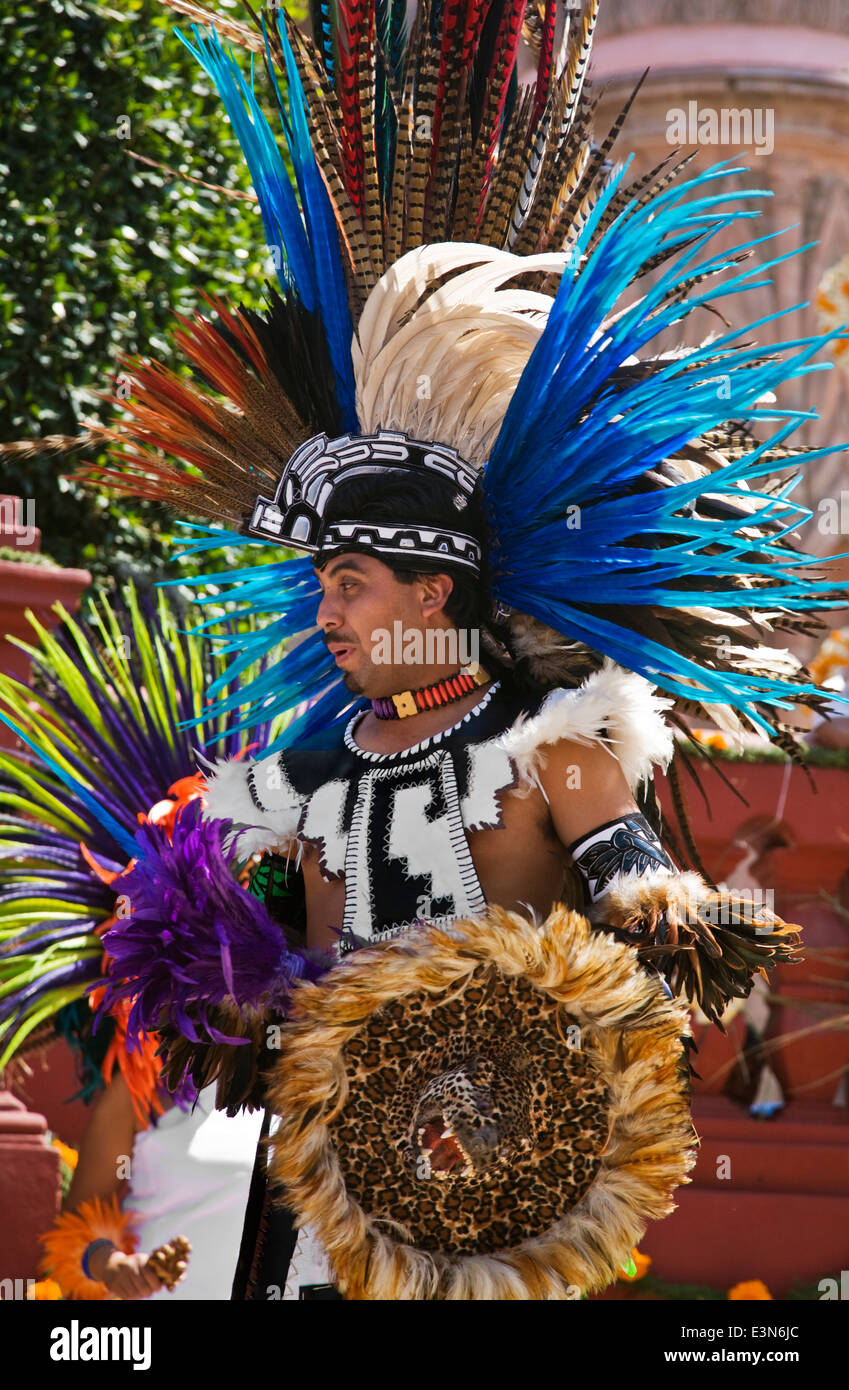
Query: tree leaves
1 0 305 591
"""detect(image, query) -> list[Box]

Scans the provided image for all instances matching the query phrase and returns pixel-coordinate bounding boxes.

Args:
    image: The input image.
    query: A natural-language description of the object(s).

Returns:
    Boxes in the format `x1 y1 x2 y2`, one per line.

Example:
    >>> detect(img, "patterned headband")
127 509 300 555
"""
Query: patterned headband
248 429 483 574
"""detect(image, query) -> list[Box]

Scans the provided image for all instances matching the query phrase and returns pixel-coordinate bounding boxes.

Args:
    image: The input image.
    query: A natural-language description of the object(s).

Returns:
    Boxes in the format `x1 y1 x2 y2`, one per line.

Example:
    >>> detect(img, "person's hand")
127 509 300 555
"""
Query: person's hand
91 1246 163 1300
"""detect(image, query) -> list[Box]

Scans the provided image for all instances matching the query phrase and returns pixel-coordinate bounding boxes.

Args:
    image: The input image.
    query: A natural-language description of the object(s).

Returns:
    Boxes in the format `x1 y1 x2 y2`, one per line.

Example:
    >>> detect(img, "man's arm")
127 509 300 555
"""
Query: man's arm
536 735 799 1022
63 1072 162 1300
537 736 637 843
65 1069 138 1213
538 737 673 900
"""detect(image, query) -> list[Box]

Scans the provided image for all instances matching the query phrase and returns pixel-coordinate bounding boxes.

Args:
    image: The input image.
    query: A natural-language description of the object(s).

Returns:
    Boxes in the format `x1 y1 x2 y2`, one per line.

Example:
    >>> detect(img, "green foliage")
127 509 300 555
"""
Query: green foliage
620 1274 727 1301
784 1278 829 1301
0 545 60 566
609 1270 827 1301
47 1134 77 1200
0 0 303 591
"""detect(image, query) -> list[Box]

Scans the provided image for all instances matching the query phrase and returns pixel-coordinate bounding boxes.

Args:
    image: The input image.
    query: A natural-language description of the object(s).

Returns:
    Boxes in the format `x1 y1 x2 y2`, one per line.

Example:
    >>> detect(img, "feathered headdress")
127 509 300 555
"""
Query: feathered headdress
19 0 849 757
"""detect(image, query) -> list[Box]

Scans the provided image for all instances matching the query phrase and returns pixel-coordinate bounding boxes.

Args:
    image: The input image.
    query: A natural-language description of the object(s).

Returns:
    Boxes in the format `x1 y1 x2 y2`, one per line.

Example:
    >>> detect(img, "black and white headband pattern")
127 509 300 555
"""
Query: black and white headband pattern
248 429 482 573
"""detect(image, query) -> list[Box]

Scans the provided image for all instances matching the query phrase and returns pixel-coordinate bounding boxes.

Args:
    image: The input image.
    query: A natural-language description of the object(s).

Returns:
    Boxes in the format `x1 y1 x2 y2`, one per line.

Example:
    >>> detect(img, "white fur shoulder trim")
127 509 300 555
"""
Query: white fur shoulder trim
499 660 674 793
200 752 304 859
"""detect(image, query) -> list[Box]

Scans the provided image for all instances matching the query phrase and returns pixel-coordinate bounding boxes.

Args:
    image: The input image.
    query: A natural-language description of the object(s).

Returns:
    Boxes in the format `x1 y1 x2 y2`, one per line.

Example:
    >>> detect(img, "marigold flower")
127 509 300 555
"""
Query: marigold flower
692 729 730 751
29 1278 63 1300
728 1279 772 1300
51 1138 78 1170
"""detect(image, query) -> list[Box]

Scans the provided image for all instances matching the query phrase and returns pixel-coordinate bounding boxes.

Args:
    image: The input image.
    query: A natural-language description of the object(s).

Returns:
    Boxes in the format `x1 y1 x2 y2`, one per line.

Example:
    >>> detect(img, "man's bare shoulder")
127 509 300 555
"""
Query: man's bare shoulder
537 736 638 851
498 668 673 797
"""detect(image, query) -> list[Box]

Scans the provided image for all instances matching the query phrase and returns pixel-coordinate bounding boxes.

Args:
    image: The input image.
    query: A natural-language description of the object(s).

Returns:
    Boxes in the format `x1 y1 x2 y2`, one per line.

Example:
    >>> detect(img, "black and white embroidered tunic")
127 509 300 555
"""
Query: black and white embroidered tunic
225 682 519 952
203 661 677 950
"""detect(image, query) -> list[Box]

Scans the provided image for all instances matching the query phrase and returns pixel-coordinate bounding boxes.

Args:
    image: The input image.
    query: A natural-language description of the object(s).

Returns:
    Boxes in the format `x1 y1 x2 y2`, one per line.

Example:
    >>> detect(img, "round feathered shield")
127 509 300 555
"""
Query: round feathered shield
268 906 697 1300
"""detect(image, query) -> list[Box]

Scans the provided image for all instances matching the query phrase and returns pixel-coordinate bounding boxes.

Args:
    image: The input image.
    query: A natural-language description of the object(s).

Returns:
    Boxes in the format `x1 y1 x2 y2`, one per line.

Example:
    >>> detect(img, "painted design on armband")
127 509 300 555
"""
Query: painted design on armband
569 814 675 902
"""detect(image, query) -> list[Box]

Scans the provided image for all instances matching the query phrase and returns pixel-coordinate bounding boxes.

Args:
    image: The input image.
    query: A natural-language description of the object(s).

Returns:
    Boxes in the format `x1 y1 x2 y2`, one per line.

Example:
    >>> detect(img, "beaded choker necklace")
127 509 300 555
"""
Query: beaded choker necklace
371 665 490 719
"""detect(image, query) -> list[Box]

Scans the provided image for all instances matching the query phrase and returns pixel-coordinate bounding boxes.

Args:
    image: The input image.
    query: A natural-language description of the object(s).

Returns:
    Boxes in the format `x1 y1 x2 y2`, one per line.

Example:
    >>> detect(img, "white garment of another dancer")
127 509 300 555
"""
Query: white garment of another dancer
263 1114 334 1300
128 1083 263 1300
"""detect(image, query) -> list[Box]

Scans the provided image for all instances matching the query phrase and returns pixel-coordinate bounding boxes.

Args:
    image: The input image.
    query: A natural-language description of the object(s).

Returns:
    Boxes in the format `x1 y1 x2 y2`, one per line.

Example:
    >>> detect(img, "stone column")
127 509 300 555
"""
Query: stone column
0 1090 60 1291
0 494 90 748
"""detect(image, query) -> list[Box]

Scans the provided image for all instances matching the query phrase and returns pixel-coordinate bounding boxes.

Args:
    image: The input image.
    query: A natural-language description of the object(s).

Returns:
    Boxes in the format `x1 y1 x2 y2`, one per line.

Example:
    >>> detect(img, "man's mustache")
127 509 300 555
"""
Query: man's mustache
322 633 359 649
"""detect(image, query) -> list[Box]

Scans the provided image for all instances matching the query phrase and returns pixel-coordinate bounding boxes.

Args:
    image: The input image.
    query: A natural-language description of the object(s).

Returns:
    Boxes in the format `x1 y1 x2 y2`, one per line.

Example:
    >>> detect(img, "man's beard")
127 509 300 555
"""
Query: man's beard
342 669 365 695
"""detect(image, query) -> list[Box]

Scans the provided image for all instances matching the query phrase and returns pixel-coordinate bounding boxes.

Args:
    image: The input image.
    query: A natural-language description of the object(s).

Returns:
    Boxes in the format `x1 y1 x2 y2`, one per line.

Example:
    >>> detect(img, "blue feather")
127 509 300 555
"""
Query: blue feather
0 712 141 860
312 0 335 85
175 22 357 430
266 14 358 428
177 26 317 307
156 528 357 748
483 160 849 729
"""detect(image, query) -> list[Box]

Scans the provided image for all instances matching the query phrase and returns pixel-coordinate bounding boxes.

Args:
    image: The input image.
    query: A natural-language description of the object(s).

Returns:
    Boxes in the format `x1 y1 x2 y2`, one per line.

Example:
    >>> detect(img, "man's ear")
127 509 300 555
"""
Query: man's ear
417 572 455 620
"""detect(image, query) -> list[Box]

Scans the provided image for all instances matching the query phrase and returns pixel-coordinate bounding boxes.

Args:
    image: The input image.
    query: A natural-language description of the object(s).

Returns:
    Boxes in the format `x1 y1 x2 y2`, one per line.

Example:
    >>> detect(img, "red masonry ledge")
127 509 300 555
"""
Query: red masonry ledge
647 1176 849 1295
657 758 849 1103
0 1091 61 1283
690 1096 849 1197
0 1089 50 1138
0 559 92 623
600 1097 849 1298
602 1188 849 1299
0 558 91 745
656 759 849 904
637 760 849 1292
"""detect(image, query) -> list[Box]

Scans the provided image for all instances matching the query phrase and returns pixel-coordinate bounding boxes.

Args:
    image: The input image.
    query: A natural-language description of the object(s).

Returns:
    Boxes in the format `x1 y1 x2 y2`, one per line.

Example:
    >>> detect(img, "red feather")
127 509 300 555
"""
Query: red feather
335 0 369 218
428 0 466 183
69 296 294 512
530 0 556 131
476 0 527 231
460 0 493 67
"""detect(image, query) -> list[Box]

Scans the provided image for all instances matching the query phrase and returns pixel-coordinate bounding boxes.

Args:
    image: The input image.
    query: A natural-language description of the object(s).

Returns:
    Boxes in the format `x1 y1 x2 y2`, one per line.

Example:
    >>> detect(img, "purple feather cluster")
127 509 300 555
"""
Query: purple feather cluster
99 800 322 1046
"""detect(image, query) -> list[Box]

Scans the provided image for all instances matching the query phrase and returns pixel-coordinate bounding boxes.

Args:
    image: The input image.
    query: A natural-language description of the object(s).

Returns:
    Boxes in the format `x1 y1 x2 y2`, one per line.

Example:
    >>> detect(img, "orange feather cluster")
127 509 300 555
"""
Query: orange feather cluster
39 1195 138 1302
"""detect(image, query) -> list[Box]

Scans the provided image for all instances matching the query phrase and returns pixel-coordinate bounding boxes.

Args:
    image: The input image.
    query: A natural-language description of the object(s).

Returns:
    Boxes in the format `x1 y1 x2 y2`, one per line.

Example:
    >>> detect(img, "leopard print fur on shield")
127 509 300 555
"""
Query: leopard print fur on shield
328 968 611 1254
268 907 697 1300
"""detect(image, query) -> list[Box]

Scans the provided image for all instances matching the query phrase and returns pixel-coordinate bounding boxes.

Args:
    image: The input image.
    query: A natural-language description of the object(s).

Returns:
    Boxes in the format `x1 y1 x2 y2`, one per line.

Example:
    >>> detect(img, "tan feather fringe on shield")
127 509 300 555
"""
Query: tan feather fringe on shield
267 905 697 1301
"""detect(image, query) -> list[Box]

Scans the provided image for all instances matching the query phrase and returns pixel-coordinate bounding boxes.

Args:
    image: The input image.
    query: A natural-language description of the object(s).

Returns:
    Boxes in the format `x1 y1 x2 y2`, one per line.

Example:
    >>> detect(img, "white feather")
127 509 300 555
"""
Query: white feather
498 660 675 793
199 752 303 859
353 244 568 467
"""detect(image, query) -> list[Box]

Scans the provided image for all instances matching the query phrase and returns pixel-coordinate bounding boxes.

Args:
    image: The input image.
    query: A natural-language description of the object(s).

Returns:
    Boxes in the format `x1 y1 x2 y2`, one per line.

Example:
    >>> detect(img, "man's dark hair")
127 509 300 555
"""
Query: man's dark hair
316 469 492 631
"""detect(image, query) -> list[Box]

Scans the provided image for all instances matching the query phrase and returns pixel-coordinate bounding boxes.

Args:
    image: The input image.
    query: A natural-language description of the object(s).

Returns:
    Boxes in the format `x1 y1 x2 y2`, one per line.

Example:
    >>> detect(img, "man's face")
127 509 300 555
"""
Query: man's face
315 552 453 697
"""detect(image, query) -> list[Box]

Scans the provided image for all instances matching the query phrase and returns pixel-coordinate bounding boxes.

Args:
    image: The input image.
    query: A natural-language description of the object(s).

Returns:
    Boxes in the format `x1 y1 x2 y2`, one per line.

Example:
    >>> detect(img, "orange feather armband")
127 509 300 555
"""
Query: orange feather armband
39 1195 138 1301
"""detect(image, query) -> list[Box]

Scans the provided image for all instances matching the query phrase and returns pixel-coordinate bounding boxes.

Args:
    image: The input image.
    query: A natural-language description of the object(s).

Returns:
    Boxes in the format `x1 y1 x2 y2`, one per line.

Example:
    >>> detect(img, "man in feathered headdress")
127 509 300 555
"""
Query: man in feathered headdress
4 0 847 1298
